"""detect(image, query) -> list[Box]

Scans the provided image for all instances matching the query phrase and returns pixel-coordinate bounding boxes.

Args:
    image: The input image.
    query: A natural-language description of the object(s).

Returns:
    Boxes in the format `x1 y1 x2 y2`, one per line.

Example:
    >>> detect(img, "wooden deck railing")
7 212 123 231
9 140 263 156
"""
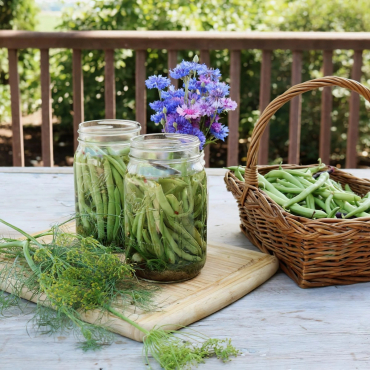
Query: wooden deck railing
0 31 369 167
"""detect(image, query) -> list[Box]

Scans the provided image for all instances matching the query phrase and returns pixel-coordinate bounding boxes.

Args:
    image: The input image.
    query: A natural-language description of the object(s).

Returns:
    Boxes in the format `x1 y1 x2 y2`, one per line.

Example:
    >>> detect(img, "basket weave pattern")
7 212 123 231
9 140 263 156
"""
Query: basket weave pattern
225 77 370 288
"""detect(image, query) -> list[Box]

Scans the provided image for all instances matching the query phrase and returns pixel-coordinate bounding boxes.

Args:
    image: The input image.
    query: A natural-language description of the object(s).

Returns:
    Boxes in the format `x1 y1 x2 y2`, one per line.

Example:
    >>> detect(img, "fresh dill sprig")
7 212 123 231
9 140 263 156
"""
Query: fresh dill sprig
0 218 239 369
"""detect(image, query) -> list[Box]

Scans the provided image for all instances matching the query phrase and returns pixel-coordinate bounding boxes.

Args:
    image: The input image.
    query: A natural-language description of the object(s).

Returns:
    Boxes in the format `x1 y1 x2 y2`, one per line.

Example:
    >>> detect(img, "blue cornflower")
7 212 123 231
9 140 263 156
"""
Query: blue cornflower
150 112 165 124
211 124 229 141
198 67 222 81
176 116 194 135
161 87 185 100
170 63 192 79
192 127 206 150
145 75 171 90
149 100 165 112
170 60 203 79
207 82 229 99
163 97 183 114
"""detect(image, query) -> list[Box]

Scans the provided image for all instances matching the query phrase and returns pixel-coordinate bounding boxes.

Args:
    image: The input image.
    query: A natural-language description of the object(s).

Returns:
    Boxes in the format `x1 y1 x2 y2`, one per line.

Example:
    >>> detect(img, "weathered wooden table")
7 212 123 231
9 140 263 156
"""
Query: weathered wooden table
1 167 369 370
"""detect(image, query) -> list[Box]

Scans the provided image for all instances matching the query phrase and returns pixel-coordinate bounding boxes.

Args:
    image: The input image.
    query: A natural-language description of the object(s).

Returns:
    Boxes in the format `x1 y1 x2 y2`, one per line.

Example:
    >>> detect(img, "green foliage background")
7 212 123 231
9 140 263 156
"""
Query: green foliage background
2 0 370 167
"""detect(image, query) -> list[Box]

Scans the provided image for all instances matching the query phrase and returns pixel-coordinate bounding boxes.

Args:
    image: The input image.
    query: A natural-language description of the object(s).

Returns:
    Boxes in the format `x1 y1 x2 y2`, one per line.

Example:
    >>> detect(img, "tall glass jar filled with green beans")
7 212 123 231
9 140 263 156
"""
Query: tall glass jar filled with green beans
74 120 141 249
124 133 207 282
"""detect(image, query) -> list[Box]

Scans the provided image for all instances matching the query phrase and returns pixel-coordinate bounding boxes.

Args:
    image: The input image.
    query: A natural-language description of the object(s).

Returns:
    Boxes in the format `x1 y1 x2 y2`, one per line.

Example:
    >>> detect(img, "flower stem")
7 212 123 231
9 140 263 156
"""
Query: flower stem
105 305 150 335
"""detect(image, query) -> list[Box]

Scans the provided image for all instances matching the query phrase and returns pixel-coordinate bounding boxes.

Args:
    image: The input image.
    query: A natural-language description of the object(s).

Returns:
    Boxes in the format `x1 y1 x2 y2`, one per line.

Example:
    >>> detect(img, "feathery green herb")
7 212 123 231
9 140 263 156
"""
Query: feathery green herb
0 219 239 369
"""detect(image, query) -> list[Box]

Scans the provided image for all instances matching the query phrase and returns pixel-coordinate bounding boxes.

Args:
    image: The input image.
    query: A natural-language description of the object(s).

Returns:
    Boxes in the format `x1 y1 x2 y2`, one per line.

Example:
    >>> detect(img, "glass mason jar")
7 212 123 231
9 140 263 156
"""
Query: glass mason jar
124 133 207 282
74 119 141 249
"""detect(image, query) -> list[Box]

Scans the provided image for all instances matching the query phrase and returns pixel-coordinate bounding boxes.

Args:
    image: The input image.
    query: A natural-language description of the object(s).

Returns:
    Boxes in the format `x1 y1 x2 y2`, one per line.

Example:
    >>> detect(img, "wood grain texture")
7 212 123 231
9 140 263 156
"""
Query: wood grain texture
8 49 24 167
200 50 211 168
1 171 370 369
288 50 302 164
40 49 53 166
104 49 116 119
167 50 178 88
1 225 278 342
319 50 333 164
227 50 241 167
4 31 370 50
72 49 84 150
135 50 146 134
257 50 272 165
346 50 363 169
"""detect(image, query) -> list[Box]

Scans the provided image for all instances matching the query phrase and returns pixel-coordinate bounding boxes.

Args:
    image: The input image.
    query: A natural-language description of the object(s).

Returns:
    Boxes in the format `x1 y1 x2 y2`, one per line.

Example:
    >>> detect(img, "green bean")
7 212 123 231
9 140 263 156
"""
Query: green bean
87 154 105 240
276 179 301 188
225 166 245 174
162 224 201 262
306 194 315 210
263 190 327 219
163 215 201 256
147 209 164 259
344 197 370 218
112 166 124 208
283 173 329 209
136 208 146 245
166 194 180 213
103 159 116 243
75 154 91 230
107 147 127 172
265 170 304 189
284 169 313 178
182 188 189 212
316 190 361 202
142 228 152 248
234 167 244 181
325 194 334 215
272 184 302 194
345 184 355 194
113 187 121 237
155 184 176 217
328 207 340 218
258 174 289 200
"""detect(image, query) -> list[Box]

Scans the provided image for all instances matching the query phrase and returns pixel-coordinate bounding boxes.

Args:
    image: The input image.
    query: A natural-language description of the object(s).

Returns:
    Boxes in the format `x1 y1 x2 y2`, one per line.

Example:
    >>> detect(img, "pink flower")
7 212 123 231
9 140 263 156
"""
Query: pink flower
197 101 215 116
176 104 201 119
219 98 237 111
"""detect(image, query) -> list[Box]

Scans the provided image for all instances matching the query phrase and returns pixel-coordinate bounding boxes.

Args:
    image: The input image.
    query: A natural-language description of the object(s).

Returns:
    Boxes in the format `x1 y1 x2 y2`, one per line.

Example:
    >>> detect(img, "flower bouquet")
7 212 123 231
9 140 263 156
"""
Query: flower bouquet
146 55 237 149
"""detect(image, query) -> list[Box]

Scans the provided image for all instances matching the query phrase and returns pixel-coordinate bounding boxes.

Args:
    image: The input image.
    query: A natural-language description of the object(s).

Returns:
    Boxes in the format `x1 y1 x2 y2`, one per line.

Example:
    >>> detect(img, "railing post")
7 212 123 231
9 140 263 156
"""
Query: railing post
135 50 147 134
73 49 84 151
40 49 53 166
200 50 211 167
8 49 24 167
167 50 178 88
104 49 116 119
346 50 363 169
227 50 241 167
319 50 333 165
258 50 272 165
288 50 302 164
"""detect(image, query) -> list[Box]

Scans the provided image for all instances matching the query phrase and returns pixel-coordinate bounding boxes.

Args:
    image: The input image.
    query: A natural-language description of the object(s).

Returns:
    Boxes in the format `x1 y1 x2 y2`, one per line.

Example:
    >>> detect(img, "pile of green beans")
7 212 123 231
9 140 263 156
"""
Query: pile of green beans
227 163 370 219
124 170 207 280
74 145 130 247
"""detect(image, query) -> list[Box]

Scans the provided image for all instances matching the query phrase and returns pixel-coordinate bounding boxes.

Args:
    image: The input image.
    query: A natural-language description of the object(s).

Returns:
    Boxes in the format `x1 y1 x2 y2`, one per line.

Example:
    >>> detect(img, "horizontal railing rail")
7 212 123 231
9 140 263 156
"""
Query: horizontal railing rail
0 31 367 167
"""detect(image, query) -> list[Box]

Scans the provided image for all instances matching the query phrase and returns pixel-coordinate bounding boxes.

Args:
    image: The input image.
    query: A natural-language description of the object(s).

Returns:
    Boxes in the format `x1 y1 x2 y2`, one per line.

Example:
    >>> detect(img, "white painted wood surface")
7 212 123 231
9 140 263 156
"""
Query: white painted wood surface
1 167 370 369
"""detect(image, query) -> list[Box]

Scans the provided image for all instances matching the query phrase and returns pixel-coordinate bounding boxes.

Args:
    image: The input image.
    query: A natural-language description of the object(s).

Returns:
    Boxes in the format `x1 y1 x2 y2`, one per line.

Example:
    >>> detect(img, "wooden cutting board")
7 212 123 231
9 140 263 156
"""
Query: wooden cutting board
0 222 279 342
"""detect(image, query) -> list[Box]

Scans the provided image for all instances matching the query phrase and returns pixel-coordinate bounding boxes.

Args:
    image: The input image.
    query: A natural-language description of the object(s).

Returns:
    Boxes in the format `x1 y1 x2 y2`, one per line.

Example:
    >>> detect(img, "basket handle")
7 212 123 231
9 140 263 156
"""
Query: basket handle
244 76 370 186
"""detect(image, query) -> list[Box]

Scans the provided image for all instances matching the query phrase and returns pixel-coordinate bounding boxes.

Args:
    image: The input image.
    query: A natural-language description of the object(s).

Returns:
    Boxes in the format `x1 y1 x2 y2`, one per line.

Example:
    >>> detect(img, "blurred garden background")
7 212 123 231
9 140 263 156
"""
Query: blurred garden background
1 0 370 167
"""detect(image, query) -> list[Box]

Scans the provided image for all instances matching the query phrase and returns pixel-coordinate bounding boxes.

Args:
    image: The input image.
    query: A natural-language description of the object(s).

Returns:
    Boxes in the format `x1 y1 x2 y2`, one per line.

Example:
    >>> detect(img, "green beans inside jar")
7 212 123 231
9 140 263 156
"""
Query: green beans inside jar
74 119 141 248
124 133 207 282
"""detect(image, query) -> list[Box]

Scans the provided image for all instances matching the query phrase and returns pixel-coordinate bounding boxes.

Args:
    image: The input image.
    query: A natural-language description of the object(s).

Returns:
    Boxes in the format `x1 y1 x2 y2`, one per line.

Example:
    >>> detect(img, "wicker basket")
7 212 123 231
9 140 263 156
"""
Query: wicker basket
225 76 370 288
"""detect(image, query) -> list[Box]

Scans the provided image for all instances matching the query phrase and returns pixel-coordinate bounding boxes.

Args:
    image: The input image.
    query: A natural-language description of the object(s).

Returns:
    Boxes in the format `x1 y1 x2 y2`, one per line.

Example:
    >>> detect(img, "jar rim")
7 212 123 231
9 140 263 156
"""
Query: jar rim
130 133 200 152
78 119 141 136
